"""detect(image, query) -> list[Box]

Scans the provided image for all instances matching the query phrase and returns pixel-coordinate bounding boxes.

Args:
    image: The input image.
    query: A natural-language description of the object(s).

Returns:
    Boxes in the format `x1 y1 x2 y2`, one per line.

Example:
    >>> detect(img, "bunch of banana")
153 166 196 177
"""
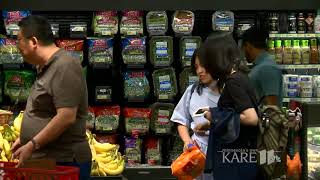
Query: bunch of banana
86 131 125 176
0 111 23 162
2 124 19 142
0 125 18 162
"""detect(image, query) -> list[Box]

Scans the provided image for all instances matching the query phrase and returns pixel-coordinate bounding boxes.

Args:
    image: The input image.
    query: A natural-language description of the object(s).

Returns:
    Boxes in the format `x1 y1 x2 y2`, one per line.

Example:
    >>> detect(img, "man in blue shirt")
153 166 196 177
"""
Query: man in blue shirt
242 27 283 106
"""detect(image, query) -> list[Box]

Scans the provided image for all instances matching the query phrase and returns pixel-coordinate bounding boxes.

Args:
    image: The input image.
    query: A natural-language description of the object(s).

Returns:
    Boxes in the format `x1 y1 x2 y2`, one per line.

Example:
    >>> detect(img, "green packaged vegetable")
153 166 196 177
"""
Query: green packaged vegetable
120 11 144 36
125 137 142 166
88 38 113 65
180 36 201 67
93 11 118 36
122 37 146 66
179 67 198 94
124 71 150 101
172 11 195 35
151 103 175 135
146 11 168 35
4 70 35 103
152 68 178 101
87 107 95 129
94 106 120 133
0 38 23 64
124 108 151 136
150 36 173 67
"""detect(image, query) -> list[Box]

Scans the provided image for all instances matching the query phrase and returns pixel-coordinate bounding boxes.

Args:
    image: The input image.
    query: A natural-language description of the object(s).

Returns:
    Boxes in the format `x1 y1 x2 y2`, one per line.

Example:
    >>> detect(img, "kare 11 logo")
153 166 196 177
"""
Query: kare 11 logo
218 149 281 165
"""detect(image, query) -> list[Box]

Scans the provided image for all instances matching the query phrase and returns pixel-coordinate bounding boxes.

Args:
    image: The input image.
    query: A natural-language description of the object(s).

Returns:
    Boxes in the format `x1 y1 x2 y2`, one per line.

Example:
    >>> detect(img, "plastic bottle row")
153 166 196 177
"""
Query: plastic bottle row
268 38 320 64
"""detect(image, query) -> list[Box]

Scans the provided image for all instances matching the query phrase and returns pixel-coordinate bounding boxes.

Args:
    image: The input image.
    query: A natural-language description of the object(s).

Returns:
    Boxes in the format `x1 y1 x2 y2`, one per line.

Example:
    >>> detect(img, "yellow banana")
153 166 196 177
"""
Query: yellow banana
98 167 107 176
13 111 23 132
94 143 117 153
0 126 4 132
102 159 125 176
1 150 8 162
0 135 3 150
90 168 99 176
3 139 10 155
90 145 97 161
13 130 19 137
95 156 114 164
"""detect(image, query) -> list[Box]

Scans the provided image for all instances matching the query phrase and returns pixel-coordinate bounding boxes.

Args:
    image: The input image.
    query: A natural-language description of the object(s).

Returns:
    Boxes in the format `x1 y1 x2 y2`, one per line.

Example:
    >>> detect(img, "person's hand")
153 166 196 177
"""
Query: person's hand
194 120 211 135
13 141 34 167
183 140 195 151
204 110 212 121
11 138 22 153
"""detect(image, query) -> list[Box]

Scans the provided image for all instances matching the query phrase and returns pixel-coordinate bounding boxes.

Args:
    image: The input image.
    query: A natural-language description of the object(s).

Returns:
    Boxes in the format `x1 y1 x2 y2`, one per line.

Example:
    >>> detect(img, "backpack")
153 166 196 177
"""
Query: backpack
255 104 289 179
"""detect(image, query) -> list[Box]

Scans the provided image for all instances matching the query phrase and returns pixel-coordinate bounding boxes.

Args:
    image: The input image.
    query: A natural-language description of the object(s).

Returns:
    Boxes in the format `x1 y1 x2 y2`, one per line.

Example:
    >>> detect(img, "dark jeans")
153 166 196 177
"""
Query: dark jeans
57 161 91 180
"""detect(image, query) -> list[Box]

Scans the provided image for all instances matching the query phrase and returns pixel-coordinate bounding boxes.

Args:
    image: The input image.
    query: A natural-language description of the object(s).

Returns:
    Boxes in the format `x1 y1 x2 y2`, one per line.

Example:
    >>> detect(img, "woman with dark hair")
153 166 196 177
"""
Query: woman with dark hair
196 32 259 180
170 48 220 180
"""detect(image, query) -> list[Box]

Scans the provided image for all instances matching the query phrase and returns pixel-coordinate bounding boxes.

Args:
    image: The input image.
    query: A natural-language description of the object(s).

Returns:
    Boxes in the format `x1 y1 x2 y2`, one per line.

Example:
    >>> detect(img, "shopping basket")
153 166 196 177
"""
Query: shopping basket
0 162 79 180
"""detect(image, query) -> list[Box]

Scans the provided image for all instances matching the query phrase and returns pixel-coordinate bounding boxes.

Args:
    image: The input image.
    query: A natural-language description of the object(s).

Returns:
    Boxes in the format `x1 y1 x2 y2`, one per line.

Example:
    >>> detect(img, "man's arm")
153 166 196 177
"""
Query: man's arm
33 107 77 148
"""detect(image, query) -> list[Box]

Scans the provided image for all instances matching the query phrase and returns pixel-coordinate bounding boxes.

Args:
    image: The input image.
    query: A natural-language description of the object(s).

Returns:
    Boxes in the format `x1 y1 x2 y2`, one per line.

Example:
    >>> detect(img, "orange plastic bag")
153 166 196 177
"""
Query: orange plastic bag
171 145 206 179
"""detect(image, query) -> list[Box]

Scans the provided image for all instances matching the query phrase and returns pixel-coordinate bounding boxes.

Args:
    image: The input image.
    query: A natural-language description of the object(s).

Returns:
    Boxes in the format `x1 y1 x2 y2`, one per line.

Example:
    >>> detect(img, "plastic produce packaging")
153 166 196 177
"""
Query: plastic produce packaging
152 68 178 101
94 106 120 133
172 11 194 35
87 107 95 129
145 137 162 166
180 36 201 67
123 71 150 101
56 39 84 62
179 67 198 94
2 11 30 36
125 137 142 166
120 11 144 36
299 75 313 98
124 107 151 135
313 76 320 97
122 37 146 66
212 11 235 32
93 11 118 36
88 38 113 65
0 38 23 64
146 11 168 35
151 103 175 135
4 70 35 103
283 74 299 98
149 36 173 67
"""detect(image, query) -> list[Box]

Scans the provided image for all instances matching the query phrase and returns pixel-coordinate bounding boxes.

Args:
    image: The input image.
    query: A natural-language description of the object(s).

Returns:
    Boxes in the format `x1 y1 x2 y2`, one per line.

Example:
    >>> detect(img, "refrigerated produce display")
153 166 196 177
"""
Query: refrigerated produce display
0 5 320 179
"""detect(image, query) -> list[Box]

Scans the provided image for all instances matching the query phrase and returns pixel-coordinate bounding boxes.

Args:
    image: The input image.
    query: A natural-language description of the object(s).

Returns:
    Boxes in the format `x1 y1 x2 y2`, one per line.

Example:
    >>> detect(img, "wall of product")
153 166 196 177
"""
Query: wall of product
0 10 241 171
265 10 320 102
0 9 319 174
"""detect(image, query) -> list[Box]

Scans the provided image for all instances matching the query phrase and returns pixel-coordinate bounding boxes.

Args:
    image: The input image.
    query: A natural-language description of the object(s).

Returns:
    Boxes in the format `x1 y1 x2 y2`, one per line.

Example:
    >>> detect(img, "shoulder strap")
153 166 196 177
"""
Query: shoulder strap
186 81 199 121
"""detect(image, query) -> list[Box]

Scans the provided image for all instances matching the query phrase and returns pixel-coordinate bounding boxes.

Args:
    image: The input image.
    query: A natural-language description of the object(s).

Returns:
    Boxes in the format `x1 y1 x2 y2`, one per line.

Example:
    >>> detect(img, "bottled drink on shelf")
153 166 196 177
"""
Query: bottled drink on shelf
288 13 297 34
314 9 320 33
267 39 276 59
310 39 319 64
306 13 314 33
275 40 283 64
269 13 279 34
292 39 302 64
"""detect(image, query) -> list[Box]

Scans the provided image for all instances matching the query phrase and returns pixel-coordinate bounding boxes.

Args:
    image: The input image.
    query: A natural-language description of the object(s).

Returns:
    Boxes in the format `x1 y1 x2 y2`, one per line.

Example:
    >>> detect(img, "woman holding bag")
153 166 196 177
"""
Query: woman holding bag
195 32 259 180
170 48 220 180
